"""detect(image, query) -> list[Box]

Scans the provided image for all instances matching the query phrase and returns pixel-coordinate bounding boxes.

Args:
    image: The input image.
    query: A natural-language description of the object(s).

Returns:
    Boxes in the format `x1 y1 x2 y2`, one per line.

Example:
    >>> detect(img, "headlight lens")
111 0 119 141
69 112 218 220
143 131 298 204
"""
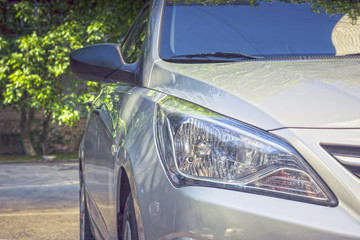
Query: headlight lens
156 96 337 206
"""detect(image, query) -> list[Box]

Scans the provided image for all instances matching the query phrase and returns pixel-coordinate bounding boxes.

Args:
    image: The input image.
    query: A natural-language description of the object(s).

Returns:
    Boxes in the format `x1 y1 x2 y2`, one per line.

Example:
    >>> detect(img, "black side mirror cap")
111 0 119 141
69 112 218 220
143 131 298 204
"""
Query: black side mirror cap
70 44 135 83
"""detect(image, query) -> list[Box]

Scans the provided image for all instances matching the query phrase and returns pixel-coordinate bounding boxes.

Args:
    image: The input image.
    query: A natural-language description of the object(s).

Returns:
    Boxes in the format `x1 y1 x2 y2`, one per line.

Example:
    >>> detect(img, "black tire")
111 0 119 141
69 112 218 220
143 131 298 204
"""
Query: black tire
80 179 95 240
121 194 139 240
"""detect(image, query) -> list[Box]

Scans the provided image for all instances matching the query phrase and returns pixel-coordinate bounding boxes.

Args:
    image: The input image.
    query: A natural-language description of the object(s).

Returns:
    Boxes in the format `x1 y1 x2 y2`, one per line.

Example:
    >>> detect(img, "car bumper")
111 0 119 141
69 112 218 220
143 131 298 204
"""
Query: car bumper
134 161 360 240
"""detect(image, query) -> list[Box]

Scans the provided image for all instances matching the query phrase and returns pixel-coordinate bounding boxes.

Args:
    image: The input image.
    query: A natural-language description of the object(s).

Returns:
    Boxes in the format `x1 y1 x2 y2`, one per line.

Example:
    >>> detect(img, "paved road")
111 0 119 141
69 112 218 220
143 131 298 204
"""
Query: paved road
0 162 79 240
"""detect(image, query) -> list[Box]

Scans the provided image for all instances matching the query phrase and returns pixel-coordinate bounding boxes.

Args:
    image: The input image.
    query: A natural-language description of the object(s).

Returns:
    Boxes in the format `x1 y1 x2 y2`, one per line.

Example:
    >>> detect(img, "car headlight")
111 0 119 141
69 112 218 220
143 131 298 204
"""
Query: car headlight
155 96 337 206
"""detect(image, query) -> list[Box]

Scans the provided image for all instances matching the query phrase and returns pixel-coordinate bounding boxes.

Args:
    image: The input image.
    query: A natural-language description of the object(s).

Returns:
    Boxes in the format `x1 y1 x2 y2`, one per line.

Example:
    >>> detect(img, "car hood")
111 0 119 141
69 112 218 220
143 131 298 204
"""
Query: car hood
147 58 360 130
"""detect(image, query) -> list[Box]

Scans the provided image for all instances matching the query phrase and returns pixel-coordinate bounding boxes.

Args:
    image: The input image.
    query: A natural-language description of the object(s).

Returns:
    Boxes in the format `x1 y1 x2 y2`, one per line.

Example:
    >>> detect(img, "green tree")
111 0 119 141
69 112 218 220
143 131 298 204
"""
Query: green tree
0 0 146 155
171 0 360 21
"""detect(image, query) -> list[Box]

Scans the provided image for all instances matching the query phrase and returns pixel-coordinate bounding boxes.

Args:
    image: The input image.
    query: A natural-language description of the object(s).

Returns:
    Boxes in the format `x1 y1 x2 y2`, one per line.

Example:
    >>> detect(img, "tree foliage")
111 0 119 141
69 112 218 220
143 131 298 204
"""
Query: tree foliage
0 0 146 155
171 0 360 21
1 0 146 123
268 0 360 21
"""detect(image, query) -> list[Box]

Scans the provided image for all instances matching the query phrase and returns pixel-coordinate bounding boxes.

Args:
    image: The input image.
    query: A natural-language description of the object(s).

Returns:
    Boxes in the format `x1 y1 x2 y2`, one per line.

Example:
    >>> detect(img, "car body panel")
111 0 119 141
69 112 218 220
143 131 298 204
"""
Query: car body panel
148 59 360 130
83 84 137 239
135 162 360 240
82 84 167 239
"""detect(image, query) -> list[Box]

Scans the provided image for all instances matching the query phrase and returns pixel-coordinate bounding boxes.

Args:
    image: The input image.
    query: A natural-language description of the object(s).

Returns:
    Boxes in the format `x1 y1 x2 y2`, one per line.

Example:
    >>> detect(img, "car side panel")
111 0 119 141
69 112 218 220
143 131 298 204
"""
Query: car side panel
83 84 135 240
114 87 167 239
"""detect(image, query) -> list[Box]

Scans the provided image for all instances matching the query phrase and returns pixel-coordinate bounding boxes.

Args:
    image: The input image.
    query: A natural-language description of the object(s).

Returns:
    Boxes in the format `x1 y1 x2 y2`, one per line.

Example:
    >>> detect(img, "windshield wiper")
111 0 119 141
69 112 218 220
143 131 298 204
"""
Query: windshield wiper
344 53 360 57
165 52 263 62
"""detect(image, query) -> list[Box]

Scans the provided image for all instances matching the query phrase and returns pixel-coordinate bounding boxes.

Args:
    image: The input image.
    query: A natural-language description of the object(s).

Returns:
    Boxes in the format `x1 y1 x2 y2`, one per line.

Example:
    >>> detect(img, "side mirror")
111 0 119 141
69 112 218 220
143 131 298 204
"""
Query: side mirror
70 44 135 83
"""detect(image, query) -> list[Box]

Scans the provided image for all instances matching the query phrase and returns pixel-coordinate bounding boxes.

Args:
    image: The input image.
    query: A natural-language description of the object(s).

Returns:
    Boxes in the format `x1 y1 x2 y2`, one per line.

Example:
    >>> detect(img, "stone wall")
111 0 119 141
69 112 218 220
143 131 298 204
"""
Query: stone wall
0 106 87 155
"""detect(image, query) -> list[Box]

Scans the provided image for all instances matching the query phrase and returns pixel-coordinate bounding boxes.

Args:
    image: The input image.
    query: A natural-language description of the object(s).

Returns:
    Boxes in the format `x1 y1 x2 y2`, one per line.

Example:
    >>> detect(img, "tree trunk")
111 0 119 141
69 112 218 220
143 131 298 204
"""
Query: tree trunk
20 108 37 156
41 113 51 155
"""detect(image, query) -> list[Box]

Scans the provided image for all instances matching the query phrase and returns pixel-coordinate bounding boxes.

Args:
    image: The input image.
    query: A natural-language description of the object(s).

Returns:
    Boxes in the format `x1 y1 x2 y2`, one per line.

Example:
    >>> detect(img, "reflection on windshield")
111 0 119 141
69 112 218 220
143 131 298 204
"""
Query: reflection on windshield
161 0 360 59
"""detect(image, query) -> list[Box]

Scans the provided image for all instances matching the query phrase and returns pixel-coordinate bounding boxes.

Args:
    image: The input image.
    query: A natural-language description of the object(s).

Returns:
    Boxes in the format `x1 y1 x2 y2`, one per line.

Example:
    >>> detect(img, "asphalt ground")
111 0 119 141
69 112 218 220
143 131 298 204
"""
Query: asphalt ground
0 162 80 240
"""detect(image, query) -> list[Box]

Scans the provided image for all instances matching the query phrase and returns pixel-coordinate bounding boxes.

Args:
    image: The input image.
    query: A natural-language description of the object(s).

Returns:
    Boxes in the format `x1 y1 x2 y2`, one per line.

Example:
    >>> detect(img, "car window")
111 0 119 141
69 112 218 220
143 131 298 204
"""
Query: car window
121 6 150 64
161 0 360 59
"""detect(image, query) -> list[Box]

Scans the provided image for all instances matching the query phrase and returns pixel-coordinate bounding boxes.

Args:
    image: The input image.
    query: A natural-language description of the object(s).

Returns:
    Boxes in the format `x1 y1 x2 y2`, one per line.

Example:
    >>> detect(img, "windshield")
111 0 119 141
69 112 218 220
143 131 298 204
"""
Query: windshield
161 0 360 60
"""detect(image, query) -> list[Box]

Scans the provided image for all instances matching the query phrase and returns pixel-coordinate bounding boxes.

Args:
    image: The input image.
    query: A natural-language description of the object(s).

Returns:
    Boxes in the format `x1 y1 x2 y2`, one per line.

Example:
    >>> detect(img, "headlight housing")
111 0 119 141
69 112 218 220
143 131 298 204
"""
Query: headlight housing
156 96 337 206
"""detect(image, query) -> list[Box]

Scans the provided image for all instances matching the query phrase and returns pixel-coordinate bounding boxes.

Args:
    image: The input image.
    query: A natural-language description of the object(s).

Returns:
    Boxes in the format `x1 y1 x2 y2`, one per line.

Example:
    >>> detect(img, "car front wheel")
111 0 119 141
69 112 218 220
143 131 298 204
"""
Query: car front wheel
80 178 94 240
121 193 139 240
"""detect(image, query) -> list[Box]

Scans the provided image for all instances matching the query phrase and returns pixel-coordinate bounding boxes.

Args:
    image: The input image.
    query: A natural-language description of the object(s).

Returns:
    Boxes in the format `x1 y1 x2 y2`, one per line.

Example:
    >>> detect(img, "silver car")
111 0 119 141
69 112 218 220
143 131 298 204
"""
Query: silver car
70 0 360 239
